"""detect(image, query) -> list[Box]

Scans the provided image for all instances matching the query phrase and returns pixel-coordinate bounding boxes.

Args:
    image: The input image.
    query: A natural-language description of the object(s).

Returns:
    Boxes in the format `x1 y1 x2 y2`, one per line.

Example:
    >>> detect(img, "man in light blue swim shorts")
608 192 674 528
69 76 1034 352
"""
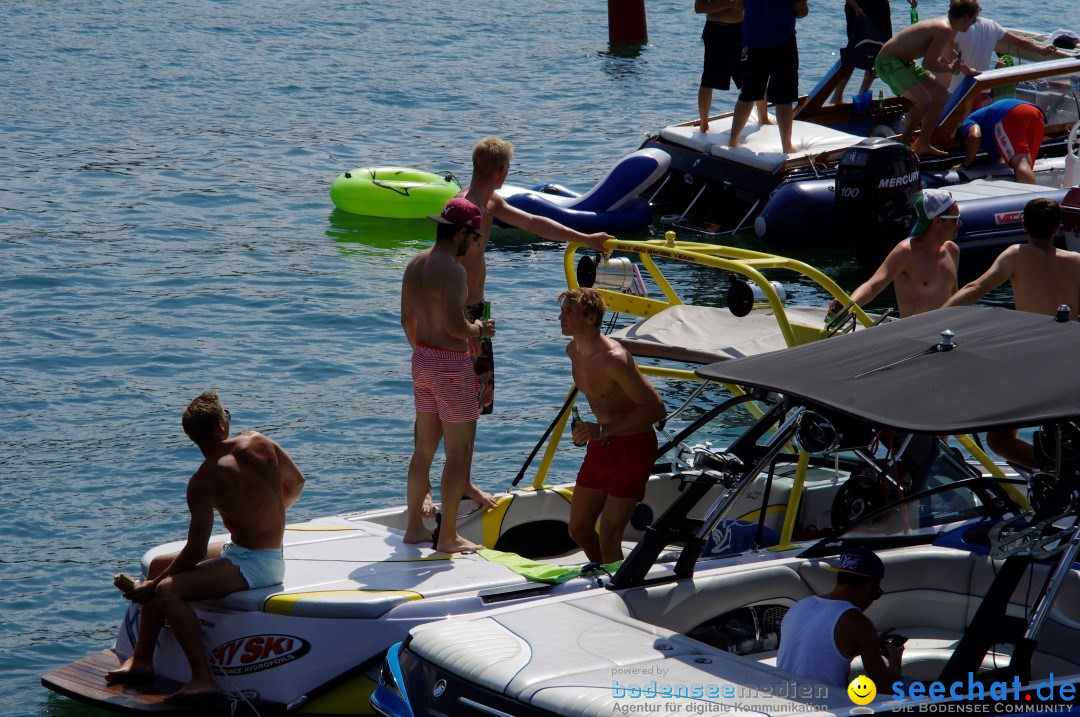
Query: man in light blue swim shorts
221 542 286 589
106 391 306 704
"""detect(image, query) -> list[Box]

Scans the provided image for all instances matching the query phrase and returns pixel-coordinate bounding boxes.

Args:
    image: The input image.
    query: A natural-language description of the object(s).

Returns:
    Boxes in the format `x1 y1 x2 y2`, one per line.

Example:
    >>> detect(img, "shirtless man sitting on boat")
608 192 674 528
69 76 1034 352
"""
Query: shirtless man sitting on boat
560 288 666 564
946 198 1080 468
830 189 960 318
874 0 980 155
106 391 306 704
401 198 495 553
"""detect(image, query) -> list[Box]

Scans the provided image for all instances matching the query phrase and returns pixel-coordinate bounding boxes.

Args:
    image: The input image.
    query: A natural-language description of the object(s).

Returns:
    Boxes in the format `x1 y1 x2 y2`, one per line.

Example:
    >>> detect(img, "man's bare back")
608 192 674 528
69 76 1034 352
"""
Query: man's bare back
880 18 955 64
1005 244 1080 315
196 431 296 550
402 247 471 351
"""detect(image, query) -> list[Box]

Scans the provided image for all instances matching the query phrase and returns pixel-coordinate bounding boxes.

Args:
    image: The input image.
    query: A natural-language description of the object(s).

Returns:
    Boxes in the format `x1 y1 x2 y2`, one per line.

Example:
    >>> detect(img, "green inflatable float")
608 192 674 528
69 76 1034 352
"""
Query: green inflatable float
330 167 460 218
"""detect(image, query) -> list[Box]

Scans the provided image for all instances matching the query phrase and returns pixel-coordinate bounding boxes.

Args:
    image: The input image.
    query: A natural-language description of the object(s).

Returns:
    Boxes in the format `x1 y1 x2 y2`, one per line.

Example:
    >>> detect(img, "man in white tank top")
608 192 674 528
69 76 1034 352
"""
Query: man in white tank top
777 547 904 689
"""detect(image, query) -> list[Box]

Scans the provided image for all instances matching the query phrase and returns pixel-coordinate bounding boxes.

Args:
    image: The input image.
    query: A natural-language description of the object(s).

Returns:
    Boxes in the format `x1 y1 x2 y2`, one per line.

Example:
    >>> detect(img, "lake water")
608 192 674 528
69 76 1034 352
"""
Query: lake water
2 0 1070 714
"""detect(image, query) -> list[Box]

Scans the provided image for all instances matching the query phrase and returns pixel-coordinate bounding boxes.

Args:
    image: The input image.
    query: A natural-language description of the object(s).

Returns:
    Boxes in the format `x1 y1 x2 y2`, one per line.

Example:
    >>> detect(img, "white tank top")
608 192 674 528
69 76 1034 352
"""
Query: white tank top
776 596 857 687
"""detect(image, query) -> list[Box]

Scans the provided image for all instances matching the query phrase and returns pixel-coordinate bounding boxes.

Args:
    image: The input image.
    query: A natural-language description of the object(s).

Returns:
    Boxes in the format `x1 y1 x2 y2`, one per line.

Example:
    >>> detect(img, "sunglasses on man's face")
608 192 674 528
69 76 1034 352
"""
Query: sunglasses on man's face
937 213 961 221
221 408 231 422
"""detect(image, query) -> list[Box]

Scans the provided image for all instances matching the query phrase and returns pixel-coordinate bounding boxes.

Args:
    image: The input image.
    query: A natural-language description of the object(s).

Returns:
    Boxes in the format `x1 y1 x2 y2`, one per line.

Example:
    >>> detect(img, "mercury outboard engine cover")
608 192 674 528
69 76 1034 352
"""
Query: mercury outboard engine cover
835 138 920 265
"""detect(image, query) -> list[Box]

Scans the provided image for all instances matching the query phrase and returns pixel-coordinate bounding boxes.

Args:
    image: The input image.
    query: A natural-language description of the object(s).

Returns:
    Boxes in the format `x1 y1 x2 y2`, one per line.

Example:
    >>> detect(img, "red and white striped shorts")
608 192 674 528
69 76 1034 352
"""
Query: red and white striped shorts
412 343 480 423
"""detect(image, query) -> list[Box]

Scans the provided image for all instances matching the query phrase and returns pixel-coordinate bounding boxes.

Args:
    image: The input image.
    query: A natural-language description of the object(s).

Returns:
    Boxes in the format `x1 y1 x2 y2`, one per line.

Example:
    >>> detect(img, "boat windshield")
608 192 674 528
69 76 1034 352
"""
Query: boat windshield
799 477 1025 558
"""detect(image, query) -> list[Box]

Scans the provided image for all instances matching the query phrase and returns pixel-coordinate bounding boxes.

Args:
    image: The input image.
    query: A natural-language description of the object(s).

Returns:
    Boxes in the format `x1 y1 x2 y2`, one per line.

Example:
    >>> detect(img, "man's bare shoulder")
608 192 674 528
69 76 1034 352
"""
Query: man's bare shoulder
599 335 635 367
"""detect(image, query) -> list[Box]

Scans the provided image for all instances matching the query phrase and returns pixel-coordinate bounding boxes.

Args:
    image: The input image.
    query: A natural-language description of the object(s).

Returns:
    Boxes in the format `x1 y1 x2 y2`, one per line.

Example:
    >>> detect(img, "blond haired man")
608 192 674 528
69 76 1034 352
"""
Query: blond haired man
560 288 665 563
409 139 614 518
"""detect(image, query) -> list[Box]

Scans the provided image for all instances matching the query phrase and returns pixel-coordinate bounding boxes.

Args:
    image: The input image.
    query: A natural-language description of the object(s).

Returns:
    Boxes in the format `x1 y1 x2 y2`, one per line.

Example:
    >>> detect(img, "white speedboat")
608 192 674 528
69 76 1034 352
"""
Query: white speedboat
39 242 1000 716
376 306 1080 717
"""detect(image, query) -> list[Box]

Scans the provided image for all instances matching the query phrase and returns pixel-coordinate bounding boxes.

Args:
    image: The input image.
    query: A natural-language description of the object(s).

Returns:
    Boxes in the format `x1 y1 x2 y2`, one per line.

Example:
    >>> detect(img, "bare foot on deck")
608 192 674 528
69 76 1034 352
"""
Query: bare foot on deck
403 527 434 544
463 483 498 510
164 681 224 705
912 142 947 157
436 535 483 554
699 121 710 134
105 657 153 686
421 489 437 518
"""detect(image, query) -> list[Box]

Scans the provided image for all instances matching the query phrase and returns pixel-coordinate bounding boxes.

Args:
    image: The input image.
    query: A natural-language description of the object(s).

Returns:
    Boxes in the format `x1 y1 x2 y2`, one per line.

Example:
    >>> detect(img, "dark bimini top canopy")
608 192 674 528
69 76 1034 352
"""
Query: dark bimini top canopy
697 306 1080 434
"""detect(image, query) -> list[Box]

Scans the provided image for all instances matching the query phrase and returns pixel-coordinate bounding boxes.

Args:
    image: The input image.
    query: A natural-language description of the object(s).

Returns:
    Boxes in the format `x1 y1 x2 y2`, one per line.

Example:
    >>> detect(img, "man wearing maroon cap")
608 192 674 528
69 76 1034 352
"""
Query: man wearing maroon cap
400 197 495 552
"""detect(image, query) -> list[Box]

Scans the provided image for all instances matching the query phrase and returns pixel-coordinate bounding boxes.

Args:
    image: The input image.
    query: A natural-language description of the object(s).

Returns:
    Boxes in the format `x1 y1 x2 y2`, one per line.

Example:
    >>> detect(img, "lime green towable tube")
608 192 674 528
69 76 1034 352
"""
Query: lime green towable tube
330 167 460 218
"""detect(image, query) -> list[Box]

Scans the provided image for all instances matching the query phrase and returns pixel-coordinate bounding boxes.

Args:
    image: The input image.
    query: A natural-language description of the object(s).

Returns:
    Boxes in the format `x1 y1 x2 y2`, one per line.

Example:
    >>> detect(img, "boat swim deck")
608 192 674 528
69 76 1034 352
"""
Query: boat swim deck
41 649 243 716
139 514 635 619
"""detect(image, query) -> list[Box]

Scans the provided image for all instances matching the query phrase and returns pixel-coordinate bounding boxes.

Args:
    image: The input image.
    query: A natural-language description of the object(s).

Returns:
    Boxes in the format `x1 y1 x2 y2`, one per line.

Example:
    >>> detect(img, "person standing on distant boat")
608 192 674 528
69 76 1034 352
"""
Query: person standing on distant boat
830 189 960 317
560 288 665 564
695 0 771 134
400 198 495 553
727 0 809 155
105 391 306 704
874 0 981 156
830 0 913 104
953 100 1046 184
945 17 1059 94
945 198 1080 468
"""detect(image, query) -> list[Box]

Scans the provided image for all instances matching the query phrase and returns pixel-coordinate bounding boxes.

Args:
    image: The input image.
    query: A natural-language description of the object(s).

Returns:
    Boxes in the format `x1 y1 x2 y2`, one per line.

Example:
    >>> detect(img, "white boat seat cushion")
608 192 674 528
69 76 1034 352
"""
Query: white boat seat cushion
660 119 864 173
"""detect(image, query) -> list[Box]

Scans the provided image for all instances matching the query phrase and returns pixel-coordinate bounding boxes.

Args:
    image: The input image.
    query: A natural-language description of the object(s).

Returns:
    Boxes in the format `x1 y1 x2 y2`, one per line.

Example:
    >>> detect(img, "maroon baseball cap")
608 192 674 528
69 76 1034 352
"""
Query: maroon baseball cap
428 197 482 231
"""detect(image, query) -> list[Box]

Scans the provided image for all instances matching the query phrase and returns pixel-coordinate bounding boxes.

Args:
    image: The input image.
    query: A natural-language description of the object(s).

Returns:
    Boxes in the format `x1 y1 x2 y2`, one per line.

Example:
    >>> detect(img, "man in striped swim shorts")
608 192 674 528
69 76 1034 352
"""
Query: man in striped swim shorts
400 198 495 553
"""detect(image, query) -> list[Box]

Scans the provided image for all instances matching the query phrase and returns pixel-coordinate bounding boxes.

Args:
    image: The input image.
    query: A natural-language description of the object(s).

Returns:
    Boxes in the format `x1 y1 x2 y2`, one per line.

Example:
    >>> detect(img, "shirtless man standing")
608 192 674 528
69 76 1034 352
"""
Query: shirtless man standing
695 0 770 134
437 138 611 502
874 0 981 155
832 189 960 317
401 198 495 553
106 391 306 703
560 288 666 564
945 198 1080 468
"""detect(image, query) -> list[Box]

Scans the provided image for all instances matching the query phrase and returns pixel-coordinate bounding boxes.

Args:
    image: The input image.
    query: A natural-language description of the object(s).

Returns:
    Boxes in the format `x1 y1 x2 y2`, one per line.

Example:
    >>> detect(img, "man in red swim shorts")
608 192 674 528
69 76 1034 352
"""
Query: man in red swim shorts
955 99 1045 184
400 198 495 553
560 288 666 564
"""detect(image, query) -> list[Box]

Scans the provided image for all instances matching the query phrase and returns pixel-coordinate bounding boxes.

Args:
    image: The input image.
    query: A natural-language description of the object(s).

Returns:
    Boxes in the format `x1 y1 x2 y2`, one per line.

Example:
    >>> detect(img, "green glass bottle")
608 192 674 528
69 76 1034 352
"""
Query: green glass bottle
910 5 919 24
571 406 586 447
479 300 491 344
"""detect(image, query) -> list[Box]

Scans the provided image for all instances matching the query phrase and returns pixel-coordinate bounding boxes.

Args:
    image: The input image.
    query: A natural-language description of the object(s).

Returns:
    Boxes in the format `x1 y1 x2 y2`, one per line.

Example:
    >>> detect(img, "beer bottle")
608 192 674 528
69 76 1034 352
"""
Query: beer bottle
571 406 586 447
480 300 492 344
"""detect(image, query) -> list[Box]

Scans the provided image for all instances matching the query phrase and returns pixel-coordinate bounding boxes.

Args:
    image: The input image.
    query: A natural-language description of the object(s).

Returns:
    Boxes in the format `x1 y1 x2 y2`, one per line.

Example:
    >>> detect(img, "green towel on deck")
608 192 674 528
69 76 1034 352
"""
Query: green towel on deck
478 548 623 584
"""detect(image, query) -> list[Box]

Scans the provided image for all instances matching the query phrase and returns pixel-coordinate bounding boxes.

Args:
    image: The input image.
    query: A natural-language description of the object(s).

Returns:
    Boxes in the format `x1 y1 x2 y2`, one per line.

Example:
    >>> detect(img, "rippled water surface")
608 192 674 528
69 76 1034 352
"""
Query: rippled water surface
2 0 1069 714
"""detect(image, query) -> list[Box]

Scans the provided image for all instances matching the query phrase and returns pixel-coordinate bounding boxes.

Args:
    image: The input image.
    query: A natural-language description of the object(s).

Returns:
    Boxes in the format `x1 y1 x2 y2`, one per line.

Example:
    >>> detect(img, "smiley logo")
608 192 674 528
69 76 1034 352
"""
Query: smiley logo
847 675 876 705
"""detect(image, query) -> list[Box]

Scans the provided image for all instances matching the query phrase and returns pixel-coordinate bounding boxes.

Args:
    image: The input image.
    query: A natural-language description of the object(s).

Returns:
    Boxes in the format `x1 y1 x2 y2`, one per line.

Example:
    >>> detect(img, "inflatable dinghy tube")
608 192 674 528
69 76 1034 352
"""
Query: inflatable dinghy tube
330 167 460 218
496 148 671 234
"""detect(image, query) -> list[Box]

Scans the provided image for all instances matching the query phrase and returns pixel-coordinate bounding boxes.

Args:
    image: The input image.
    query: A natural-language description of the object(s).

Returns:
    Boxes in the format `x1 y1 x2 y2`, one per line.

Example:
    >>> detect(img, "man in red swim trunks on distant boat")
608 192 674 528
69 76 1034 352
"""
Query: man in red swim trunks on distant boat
954 99 1046 184
560 288 665 564
400 197 495 553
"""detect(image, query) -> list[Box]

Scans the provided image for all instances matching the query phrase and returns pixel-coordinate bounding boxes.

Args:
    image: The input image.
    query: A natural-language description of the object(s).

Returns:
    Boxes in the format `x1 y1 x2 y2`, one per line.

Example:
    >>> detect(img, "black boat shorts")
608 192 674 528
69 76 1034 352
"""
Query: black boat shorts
738 36 800 105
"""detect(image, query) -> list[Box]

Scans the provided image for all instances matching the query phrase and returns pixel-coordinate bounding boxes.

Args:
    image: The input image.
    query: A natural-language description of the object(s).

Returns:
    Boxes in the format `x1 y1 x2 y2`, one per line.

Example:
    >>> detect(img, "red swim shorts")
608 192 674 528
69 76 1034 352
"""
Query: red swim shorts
995 103 1044 163
575 431 658 502
412 343 480 423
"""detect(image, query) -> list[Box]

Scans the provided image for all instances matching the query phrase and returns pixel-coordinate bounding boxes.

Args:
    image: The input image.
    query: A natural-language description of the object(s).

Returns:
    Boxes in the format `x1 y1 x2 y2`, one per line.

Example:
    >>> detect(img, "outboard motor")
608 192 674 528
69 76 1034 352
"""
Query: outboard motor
834 138 920 265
